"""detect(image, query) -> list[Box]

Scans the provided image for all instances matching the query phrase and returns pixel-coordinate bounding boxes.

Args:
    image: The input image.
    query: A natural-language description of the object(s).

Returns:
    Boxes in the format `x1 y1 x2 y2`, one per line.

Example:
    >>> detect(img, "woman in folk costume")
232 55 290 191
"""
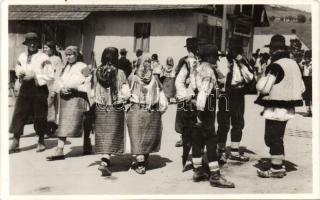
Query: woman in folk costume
127 56 168 174
43 41 63 137
93 47 131 176
175 43 235 188
255 34 305 178
46 46 91 161
162 57 176 103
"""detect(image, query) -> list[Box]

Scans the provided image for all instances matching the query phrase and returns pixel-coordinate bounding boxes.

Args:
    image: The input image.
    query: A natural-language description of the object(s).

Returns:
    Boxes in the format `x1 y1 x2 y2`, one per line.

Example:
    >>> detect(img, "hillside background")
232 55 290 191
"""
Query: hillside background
255 5 312 48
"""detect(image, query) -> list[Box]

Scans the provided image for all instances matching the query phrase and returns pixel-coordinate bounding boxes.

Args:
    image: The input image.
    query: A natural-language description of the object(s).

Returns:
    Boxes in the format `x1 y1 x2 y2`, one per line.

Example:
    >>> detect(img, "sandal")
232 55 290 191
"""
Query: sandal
131 161 146 175
98 162 112 176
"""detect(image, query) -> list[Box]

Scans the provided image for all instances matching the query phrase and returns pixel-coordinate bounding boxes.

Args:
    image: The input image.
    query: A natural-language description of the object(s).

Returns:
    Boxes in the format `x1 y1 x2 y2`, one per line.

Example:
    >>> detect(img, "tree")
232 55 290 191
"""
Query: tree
297 14 307 23
309 17 312 22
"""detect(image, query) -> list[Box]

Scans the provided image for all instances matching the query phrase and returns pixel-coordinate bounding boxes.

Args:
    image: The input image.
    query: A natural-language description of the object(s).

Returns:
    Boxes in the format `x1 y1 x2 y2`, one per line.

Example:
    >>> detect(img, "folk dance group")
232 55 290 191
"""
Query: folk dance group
9 32 306 188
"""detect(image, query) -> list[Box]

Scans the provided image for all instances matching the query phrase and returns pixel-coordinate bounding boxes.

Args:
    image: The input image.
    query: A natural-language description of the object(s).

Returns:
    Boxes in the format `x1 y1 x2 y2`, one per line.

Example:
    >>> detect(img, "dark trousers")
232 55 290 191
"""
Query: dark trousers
10 92 48 140
265 119 287 155
217 88 245 145
192 125 218 162
191 94 217 162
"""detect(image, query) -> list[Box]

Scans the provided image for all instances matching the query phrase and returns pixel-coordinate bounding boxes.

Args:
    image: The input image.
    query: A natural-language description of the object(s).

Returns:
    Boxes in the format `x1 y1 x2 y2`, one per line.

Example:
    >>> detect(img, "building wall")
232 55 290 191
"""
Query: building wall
82 11 197 67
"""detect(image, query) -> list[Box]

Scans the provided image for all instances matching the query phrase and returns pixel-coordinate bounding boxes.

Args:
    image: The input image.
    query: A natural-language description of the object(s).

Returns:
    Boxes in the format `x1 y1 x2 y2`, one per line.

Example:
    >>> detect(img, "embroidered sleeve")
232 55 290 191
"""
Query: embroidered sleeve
35 59 54 86
175 64 194 101
63 64 87 89
15 54 25 77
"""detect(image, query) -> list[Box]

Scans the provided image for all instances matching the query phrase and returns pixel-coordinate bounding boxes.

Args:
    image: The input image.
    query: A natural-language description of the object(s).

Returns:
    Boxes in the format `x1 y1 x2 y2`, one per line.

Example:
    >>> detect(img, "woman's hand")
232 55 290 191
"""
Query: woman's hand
61 87 71 95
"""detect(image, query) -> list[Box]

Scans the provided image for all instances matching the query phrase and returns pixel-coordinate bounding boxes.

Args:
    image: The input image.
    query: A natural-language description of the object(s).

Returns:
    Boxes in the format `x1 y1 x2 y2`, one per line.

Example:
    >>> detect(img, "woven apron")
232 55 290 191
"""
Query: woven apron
94 105 125 154
127 105 162 154
162 77 176 98
56 93 87 138
47 93 58 123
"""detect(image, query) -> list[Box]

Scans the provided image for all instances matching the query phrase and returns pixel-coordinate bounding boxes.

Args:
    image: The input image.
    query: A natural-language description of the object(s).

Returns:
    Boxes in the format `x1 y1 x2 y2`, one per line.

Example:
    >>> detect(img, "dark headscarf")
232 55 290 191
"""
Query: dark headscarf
96 47 119 99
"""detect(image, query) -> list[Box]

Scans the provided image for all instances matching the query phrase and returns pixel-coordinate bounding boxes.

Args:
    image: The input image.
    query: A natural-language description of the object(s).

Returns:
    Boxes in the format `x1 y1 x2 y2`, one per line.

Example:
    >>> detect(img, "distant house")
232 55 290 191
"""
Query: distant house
9 4 268 69
253 34 309 52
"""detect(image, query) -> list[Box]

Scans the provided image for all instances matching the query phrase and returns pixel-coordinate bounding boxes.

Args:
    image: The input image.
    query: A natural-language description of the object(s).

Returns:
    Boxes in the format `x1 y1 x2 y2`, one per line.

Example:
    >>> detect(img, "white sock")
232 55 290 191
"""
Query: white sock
192 157 202 168
208 161 219 172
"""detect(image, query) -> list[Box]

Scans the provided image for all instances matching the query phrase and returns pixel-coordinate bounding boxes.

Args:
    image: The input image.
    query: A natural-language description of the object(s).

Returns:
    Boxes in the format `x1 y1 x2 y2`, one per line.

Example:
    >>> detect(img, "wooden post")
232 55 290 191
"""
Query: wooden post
221 5 227 52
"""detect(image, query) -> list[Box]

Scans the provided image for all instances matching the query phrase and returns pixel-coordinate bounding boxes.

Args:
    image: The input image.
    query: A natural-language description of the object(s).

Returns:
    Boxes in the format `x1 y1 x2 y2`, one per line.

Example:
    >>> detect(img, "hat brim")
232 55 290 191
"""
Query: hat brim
264 44 289 48
23 39 39 46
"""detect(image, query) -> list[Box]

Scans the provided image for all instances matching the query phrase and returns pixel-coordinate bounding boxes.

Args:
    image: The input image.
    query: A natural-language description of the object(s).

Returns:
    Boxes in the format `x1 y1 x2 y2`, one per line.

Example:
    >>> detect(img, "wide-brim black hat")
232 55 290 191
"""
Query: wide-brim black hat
23 32 39 45
265 34 289 49
184 37 198 47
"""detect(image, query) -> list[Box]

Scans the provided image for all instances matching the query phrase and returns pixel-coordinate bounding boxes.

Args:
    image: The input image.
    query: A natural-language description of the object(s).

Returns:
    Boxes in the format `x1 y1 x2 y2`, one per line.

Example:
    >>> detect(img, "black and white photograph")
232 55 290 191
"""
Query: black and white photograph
1 0 319 199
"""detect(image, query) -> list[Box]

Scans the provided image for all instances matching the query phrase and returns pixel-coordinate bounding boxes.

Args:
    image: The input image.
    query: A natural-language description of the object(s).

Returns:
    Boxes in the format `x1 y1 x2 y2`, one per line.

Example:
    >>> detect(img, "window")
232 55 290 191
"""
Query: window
134 23 151 52
233 23 252 37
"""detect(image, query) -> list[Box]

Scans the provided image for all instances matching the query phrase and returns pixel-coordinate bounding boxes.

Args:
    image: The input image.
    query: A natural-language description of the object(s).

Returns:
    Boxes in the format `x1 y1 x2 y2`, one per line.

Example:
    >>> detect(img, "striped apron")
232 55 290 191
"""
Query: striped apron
94 104 125 154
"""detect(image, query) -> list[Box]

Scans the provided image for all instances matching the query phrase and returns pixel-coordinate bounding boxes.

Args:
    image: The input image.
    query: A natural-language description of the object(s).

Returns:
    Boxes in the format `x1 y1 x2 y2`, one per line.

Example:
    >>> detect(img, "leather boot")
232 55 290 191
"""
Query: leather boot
9 138 20 154
193 167 209 182
209 171 235 188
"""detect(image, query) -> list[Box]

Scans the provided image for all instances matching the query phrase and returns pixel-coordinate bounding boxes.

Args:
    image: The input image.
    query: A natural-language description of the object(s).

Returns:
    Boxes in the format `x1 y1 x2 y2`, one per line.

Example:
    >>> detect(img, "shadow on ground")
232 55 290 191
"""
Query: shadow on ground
253 158 298 172
87 153 173 174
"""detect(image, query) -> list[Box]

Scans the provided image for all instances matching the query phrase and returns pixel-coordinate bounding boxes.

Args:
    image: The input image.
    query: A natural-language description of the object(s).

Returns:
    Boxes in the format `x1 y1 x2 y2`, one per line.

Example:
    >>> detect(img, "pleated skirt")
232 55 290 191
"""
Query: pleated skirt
94 105 125 154
127 106 162 154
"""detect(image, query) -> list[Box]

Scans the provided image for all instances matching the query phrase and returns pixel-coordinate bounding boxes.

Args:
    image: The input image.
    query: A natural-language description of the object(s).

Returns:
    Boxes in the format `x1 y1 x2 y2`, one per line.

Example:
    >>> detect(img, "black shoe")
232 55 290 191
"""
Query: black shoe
209 171 235 188
229 154 249 162
98 158 112 176
175 140 183 147
193 167 209 182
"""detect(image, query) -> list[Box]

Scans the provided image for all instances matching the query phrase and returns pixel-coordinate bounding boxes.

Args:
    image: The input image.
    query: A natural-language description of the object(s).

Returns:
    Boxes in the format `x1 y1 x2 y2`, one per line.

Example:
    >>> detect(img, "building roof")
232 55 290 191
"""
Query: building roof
9 5 268 26
9 11 90 20
9 4 215 12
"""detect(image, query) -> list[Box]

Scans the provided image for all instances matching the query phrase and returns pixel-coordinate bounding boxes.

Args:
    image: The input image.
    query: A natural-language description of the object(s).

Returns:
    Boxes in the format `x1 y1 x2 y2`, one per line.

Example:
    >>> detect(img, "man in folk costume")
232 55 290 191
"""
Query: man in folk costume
9 32 54 153
176 43 235 188
216 37 254 165
92 47 131 176
46 46 91 160
127 56 168 174
255 34 305 178
174 37 198 150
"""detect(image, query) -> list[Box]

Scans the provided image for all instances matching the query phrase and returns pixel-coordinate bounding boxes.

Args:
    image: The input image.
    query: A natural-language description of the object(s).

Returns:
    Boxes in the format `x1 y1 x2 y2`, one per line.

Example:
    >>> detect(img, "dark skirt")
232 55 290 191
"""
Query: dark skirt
127 105 162 154
163 77 176 98
94 105 125 154
302 76 312 105
56 94 88 138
